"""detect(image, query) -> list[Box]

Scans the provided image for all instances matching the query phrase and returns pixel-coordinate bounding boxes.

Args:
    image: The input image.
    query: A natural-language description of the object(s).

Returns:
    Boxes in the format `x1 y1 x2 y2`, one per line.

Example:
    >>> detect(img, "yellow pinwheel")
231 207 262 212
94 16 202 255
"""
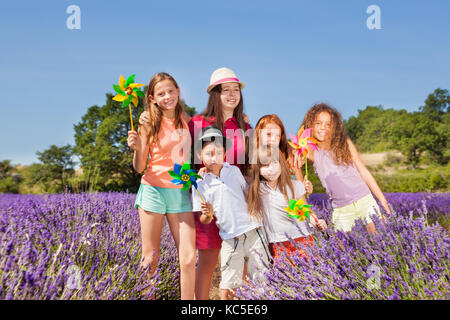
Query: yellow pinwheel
112 74 145 132
284 198 312 222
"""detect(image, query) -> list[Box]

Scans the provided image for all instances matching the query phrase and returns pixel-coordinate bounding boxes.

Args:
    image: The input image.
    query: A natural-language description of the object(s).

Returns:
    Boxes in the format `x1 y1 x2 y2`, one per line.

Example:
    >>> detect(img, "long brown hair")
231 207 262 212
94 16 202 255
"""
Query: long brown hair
138 72 184 145
202 85 247 131
301 103 352 166
202 84 250 174
247 146 296 221
251 114 300 174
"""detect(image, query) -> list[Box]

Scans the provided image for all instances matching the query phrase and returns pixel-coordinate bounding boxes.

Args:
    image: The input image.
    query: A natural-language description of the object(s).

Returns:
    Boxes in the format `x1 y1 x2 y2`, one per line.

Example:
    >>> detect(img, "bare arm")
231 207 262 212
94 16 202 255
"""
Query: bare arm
127 128 150 174
347 138 391 214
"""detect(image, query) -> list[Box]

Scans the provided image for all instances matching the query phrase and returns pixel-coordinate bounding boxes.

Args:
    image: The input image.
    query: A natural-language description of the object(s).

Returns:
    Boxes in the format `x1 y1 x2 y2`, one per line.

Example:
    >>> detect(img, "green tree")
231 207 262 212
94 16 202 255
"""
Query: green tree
34 144 76 192
420 88 450 121
0 160 14 178
390 112 444 168
73 91 197 192
346 106 405 152
0 160 22 193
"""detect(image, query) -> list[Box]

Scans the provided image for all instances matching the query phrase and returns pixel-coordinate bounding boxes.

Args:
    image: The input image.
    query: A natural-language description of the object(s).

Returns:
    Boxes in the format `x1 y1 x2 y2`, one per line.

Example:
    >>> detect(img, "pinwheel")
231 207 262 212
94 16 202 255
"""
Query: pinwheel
284 198 313 222
169 161 213 219
288 125 318 182
284 197 329 239
112 74 145 132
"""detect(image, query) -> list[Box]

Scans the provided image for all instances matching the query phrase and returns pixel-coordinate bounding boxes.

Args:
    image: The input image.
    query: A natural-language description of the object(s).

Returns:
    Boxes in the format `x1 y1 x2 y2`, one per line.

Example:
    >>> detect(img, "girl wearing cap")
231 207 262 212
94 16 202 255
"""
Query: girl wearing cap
188 67 252 300
192 125 270 300
127 72 196 300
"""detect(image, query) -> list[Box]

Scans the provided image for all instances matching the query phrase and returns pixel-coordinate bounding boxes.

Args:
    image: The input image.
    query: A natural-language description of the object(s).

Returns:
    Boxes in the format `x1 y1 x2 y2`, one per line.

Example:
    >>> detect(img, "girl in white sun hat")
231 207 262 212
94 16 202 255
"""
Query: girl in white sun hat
188 67 252 300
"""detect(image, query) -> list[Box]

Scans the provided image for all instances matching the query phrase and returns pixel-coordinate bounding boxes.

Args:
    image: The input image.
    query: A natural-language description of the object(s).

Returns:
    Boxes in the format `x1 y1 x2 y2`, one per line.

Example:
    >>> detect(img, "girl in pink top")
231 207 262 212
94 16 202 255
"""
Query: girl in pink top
300 103 391 234
188 67 252 300
127 72 195 300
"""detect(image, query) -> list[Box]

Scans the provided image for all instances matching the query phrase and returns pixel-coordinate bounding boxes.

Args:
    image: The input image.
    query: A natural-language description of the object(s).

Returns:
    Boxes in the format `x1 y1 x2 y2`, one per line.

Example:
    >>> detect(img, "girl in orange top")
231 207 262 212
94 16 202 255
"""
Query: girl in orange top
127 72 195 300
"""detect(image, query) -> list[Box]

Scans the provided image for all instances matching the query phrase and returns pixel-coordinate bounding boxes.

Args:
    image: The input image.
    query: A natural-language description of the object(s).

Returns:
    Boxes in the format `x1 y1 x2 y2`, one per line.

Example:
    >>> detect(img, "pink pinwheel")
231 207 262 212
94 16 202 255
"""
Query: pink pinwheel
288 126 319 158
288 126 319 184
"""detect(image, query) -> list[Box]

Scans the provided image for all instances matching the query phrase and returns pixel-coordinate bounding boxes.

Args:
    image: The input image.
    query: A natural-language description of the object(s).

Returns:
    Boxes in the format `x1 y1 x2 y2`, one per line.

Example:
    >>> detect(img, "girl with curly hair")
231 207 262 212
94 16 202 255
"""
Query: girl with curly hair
300 103 391 233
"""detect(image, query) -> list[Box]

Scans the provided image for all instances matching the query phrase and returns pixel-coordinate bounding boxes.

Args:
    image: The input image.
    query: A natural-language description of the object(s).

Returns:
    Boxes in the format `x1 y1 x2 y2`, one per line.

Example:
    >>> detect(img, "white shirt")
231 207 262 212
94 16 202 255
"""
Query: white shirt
191 162 262 240
259 180 312 243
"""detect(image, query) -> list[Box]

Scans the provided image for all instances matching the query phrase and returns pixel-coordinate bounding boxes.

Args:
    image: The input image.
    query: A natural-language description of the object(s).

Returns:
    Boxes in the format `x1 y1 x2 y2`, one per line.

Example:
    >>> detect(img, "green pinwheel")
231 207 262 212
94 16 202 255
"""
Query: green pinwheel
112 74 145 132
169 161 213 219
284 198 312 222
168 162 202 192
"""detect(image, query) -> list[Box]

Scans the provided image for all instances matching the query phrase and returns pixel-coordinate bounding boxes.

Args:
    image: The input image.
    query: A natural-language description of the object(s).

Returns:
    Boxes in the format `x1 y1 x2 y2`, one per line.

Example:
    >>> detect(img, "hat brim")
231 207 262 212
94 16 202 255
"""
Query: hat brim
194 135 233 154
206 81 245 94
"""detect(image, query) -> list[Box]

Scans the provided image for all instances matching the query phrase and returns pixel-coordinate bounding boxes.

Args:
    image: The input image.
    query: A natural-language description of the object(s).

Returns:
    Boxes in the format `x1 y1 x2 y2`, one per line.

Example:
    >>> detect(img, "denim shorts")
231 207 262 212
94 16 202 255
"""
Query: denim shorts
134 184 192 214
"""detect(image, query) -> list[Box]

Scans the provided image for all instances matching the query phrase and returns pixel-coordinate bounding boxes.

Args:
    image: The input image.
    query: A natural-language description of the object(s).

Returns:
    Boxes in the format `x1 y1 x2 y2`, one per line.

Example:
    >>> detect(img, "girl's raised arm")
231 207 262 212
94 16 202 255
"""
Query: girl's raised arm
347 138 391 214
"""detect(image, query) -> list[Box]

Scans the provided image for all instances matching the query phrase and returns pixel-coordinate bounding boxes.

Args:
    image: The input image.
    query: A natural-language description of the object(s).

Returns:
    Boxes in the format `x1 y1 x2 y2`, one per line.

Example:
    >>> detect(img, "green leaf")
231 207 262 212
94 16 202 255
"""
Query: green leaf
125 74 136 87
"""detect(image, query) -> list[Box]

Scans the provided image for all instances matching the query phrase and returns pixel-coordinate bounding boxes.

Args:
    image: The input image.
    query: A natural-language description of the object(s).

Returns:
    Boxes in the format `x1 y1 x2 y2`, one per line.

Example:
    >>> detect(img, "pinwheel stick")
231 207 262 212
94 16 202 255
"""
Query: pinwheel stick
196 188 214 220
129 105 134 132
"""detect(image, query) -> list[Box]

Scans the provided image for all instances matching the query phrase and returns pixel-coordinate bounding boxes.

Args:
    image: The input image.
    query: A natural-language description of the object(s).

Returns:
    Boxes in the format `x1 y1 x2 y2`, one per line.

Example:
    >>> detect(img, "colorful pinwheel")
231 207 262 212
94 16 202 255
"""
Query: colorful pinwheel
288 126 318 182
169 162 202 191
112 74 145 132
169 162 213 219
284 198 312 222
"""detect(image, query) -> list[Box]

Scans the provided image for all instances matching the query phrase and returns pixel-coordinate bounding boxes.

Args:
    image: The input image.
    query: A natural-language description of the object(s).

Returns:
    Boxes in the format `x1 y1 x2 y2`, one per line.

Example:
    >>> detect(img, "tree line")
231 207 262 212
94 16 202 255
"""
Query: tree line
0 88 448 194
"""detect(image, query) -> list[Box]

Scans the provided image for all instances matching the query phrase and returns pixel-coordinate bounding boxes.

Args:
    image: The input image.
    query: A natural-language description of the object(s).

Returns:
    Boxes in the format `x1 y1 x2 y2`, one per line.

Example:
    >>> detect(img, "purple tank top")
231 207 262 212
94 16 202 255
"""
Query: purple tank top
313 148 370 208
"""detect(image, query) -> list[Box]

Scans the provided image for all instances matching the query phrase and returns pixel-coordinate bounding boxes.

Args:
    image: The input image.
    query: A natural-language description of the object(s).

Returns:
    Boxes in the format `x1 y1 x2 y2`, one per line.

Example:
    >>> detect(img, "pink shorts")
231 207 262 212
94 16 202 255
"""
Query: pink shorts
194 213 222 250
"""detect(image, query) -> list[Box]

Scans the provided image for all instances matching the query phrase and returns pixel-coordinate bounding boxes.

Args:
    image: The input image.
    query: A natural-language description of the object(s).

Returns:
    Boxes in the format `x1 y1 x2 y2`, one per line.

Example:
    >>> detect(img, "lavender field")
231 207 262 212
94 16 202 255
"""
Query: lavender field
0 192 449 300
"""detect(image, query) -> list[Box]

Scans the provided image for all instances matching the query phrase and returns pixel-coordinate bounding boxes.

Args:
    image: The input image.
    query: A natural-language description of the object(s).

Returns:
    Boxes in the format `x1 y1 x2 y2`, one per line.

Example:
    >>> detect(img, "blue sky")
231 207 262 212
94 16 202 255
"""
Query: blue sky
1 0 449 165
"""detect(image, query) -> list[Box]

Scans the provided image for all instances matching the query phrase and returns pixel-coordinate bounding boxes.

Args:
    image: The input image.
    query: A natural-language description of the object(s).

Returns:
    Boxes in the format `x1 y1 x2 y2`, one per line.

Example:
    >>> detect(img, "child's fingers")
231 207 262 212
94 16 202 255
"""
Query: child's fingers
198 167 206 177
128 130 138 138
139 111 150 125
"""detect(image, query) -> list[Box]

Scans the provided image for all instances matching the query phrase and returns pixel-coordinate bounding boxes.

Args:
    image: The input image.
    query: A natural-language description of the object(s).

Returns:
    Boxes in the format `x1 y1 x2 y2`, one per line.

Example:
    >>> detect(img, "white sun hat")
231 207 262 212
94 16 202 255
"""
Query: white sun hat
206 67 245 94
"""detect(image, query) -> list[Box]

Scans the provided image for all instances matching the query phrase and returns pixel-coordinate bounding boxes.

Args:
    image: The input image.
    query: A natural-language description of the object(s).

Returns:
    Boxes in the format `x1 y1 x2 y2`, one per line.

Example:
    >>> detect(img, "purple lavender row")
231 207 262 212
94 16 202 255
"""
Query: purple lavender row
0 192 180 300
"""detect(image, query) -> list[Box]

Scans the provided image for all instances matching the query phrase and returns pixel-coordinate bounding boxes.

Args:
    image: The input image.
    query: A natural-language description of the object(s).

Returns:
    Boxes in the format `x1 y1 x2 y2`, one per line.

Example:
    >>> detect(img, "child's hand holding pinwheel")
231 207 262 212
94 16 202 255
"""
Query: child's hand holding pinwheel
288 126 319 181
113 74 145 151
284 198 327 231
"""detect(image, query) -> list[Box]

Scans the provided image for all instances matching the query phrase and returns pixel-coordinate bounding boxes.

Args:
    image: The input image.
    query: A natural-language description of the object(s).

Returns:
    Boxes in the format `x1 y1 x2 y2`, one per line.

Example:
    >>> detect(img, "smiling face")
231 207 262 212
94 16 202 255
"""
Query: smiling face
220 82 241 111
260 123 281 148
149 79 179 111
312 111 333 143
259 160 281 183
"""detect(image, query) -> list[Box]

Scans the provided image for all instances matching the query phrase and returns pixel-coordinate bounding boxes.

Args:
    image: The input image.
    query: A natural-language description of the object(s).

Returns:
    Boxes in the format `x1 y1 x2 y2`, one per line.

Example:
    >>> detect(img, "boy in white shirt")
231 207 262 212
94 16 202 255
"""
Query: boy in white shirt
191 125 271 300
